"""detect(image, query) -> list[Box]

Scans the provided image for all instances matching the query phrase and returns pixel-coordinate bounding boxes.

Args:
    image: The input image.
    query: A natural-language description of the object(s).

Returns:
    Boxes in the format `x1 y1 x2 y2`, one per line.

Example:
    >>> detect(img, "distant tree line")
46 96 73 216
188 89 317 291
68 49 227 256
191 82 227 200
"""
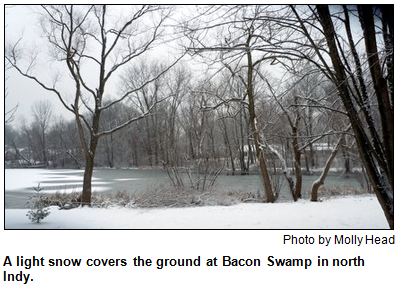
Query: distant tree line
5 61 360 173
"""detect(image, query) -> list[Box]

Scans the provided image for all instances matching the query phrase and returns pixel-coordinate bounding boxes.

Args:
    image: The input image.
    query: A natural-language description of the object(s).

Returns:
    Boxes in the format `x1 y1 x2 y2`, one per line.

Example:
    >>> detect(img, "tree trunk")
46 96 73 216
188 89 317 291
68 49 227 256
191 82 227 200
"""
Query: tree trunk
246 35 275 203
105 136 113 168
309 144 315 169
189 131 195 160
317 5 393 228
78 109 100 206
358 5 393 186
267 144 295 200
304 151 310 173
341 135 350 174
292 125 302 201
311 137 342 201
294 156 302 200
81 155 94 206
110 133 114 168
80 129 100 206
343 5 387 179
235 111 247 174
379 5 394 104
344 154 350 174
222 119 235 173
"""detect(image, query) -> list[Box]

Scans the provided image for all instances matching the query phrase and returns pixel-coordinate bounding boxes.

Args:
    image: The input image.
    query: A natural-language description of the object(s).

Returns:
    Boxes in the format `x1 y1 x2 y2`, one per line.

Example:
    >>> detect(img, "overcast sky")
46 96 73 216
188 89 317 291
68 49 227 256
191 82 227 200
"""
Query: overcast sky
4 5 194 127
5 6 74 125
3 4 373 128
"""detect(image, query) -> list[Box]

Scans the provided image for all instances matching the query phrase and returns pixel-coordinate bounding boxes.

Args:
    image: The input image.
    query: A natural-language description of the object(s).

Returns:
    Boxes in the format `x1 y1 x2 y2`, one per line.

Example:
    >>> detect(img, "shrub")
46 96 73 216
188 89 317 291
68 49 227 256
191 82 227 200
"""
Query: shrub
26 184 51 223
44 187 263 209
317 185 366 198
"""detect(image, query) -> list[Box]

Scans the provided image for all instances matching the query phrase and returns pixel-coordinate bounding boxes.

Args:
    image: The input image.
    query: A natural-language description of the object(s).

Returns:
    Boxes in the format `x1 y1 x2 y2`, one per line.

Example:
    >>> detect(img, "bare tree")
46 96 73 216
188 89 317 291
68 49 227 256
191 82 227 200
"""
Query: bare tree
183 5 278 202
4 5 18 124
312 5 393 228
5 98 18 124
6 5 184 205
49 116 82 168
163 65 191 166
310 126 351 201
20 119 41 165
31 100 52 167
122 61 168 167
5 125 31 166
251 4 394 227
5 79 18 124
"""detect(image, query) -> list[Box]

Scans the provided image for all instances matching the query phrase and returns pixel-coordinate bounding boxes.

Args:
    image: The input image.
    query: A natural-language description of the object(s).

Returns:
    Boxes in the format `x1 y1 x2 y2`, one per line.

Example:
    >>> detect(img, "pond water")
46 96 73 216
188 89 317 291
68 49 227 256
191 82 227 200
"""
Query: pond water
4 168 363 208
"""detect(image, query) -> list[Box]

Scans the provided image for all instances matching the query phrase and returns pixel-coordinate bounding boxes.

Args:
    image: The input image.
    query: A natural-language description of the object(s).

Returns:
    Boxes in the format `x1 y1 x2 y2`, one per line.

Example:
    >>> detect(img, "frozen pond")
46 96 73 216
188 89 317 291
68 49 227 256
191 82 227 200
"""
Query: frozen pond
4 168 363 208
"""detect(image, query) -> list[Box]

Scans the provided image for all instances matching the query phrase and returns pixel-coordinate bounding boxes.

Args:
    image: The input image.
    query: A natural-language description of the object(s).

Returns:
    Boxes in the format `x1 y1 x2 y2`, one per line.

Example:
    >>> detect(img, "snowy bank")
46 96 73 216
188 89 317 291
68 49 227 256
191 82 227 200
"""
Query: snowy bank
5 196 388 229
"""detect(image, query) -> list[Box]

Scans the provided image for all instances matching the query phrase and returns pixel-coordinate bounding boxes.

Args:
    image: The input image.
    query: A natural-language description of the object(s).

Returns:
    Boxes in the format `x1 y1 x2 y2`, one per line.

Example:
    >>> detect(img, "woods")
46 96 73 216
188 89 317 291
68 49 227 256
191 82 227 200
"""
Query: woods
5 5 393 228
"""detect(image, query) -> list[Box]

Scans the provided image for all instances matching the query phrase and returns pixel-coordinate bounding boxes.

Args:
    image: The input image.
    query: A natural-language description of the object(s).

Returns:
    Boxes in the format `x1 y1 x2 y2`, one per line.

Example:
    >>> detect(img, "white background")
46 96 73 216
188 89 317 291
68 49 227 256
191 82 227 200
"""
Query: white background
0 230 395 291
1 1 395 291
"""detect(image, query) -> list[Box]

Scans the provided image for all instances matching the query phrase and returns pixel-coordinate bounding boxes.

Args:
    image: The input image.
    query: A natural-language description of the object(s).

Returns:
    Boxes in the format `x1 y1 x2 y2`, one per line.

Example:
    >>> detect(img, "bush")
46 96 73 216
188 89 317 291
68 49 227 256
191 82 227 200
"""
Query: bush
317 185 366 198
44 187 262 209
43 190 82 209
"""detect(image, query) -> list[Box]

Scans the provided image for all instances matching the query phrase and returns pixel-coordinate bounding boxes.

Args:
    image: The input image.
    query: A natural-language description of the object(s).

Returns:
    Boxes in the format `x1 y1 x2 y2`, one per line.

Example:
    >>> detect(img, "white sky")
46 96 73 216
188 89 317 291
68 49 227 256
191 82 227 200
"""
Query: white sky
5 6 74 125
4 5 194 126
3 4 390 127
3 4 287 128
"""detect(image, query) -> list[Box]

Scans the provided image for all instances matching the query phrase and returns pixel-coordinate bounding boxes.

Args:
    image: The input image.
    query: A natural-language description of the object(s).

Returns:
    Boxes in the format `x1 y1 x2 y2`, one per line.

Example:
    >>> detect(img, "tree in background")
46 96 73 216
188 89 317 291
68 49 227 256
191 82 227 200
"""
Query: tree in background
31 100 52 167
6 5 184 205
183 5 280 202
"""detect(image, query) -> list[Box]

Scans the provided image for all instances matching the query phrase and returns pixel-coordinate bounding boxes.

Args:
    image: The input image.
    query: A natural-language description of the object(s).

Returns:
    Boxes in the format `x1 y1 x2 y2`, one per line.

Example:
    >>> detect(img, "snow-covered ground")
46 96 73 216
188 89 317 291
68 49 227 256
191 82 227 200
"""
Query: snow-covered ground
5 169 388 229
5 196 388 229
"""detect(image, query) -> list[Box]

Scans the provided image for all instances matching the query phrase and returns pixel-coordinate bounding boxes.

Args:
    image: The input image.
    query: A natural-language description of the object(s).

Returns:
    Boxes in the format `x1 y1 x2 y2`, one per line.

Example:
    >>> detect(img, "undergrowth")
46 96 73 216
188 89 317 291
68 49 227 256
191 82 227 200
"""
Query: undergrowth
43 187 262 209
38 185 368 209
